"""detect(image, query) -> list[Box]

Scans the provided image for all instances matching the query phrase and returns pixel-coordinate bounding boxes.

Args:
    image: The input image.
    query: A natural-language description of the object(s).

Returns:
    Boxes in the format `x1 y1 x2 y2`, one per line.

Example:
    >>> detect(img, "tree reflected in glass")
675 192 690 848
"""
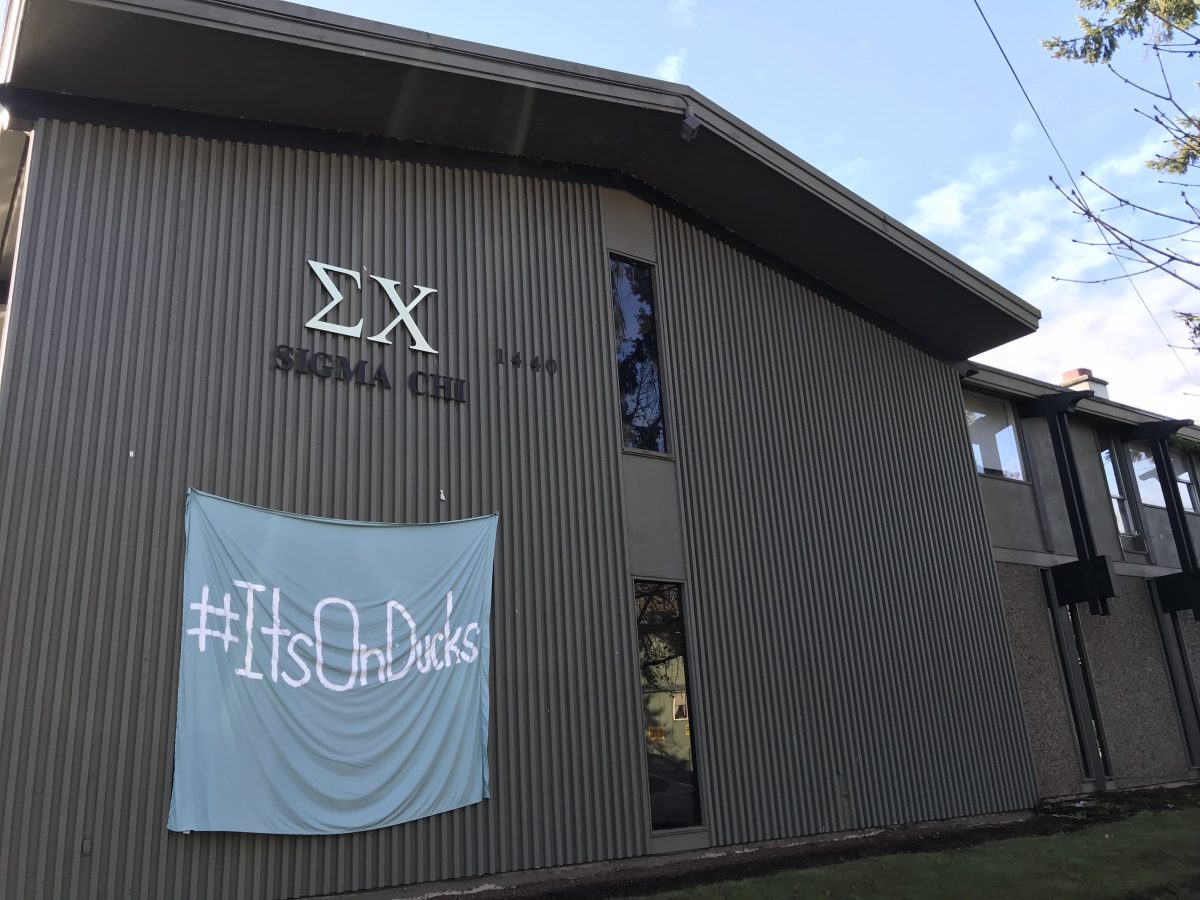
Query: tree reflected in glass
610 256 666 453
635 581 701 829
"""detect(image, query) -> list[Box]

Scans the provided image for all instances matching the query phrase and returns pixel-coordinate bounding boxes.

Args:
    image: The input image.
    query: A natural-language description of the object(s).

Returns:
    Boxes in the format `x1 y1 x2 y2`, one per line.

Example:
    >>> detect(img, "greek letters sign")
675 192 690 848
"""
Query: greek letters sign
271 259 471 403
167 490 498 835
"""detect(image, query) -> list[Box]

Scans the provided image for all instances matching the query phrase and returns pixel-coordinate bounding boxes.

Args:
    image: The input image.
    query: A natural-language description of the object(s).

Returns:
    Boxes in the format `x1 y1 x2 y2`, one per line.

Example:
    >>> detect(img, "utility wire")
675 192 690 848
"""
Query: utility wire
971 0 1198 385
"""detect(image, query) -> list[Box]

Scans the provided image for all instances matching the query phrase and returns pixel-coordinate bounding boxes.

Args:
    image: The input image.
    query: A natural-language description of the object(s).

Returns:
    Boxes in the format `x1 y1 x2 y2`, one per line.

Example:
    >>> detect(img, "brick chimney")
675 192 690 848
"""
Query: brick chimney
1060 368 1109 400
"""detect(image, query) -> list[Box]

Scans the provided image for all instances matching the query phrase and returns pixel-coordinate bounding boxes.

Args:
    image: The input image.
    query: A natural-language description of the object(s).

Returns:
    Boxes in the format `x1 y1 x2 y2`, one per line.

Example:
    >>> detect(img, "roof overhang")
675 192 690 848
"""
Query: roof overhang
0 0 1041 358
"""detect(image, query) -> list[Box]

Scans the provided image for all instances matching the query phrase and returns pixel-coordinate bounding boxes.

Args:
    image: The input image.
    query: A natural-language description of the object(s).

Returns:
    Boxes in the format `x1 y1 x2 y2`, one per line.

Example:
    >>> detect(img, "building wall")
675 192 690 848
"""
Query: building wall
0 119 644 900
1186 619 1200 694
653 209 1037 843
977 476 1046 554
967 383 1200 797
993 562 1083 799
0 118 1037 900
1078 576 1193 787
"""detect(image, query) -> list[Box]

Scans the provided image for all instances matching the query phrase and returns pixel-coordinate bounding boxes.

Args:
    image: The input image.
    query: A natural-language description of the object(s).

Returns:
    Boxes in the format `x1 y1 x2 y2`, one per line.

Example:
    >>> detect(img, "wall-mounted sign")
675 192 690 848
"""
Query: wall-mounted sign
273 345 392 388
305 260 438 353
168 490 499 835
271 260 470 401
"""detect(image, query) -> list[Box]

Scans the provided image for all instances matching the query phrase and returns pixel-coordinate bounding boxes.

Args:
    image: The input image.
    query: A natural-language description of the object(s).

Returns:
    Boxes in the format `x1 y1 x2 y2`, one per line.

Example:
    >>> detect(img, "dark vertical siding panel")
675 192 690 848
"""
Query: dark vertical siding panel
0 122 642 900
652 207 1038 848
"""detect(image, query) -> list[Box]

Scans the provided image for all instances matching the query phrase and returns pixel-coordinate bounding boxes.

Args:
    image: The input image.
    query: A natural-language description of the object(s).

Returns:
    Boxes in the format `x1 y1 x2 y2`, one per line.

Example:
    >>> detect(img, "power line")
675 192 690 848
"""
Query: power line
971 0 1198 386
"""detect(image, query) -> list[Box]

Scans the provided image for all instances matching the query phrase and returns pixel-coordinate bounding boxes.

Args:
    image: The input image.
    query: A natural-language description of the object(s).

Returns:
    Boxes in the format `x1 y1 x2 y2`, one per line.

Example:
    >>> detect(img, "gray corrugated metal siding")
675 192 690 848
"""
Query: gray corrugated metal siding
0 118 1038 900
0 120 646 900
653 207 1038 846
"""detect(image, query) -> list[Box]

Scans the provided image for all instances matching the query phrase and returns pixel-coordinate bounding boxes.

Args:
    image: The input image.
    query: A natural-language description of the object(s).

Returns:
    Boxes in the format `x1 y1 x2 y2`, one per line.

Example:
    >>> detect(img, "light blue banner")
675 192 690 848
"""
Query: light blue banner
168 490 498 835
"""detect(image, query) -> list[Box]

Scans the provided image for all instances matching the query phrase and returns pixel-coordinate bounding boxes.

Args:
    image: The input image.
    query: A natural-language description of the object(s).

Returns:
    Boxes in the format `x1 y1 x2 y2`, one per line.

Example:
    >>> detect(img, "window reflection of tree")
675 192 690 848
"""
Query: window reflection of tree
636 582 685 691
610 258 665 453
636 581 702 828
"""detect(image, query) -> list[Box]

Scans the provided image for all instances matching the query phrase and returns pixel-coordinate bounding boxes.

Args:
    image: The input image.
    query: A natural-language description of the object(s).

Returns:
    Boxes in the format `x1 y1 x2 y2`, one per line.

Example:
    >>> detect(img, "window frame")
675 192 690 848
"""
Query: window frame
963 390 1030 483
1099 436 1147 554
1171 448 1199 514
1126 440 1168 509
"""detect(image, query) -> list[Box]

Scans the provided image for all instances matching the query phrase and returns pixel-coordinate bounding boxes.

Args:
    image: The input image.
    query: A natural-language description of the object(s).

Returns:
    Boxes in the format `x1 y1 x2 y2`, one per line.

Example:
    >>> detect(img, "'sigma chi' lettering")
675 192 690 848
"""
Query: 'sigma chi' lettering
273 345 391 390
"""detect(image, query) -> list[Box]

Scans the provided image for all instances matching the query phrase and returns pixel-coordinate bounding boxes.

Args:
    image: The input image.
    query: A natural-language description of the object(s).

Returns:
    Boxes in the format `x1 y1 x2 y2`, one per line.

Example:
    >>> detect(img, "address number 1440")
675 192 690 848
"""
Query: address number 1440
497 349 558 374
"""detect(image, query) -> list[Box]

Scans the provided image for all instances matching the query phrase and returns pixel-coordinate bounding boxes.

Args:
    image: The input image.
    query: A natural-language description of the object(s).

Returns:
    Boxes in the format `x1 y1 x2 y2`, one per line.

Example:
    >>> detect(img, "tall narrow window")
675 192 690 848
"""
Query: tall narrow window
1101 444 1145 552
0 131 30 392
963 392 1024 480
1128 441 1166 507
1172 450 1198 513
609 255 667 453
0 305 7 387
635 581 701 830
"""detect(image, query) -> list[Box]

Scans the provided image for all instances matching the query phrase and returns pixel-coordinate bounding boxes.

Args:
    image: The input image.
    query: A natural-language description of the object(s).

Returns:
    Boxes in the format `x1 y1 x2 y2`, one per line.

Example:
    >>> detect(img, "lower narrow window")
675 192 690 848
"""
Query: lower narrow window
635 580 702 830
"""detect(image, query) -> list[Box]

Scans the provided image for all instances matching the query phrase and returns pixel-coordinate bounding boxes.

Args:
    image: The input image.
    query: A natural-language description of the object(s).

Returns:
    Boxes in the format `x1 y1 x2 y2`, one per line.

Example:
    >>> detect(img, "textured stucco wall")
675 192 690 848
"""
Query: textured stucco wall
1183 620 1200 710
1079 577 1191 787
993 562 1083 799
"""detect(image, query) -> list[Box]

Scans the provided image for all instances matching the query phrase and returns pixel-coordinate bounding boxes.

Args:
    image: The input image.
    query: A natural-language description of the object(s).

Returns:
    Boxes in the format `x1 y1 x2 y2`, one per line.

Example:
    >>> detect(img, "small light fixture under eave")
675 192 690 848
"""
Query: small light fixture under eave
0 107 10 133
680 106 701 143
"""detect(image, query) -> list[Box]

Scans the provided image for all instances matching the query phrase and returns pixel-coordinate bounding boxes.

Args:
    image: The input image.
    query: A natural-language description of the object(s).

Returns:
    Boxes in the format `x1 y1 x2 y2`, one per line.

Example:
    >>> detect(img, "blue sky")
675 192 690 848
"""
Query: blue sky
307 0 1200 418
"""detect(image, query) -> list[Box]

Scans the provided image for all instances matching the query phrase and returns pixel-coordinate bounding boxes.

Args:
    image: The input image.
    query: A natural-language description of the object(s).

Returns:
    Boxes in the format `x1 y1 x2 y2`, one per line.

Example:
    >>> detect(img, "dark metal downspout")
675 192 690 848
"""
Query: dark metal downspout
1046 404 1098 561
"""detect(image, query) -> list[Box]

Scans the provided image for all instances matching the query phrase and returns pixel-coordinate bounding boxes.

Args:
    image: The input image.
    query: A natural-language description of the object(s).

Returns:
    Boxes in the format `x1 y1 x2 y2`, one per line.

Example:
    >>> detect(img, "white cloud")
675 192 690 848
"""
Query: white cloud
909 181 977 234
978 268 1200 420
825 156 872 194
981 218 1200 418
1009 120 1035 144
906 159 1014 237
654 49 687 82
1088 136 1161 180
952 184 1066 276
665 0 696 27
907 128 1200 418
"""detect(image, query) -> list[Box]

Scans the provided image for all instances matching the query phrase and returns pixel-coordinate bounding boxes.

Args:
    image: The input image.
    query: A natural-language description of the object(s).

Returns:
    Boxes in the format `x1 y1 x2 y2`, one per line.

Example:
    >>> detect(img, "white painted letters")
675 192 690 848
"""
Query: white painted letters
386 601 419 681
367 278 438 352
260 588 291 682
282 633 313 688
189 584 478 691
305 260 364 338
314 597 360 692
233 580 265 681
304 260 438 354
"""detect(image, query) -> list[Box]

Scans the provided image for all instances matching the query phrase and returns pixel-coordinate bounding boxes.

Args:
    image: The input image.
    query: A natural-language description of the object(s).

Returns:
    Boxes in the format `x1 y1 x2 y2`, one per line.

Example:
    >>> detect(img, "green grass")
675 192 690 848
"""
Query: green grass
638 809 1200 899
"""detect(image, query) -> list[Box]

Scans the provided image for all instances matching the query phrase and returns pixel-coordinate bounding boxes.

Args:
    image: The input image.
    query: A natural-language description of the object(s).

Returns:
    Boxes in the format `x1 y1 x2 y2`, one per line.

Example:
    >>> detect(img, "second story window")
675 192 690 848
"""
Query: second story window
1126 442 1198 514
964 392 1024 480
1100 442 1146 552
1172 450 1198 513
609 255 667 454
1128 441 1166 507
